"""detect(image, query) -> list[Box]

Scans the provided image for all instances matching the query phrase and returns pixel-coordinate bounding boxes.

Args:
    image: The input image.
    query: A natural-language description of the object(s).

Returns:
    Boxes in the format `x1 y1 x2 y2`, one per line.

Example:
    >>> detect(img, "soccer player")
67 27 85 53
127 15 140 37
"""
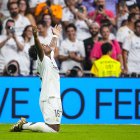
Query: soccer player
10 25 62 133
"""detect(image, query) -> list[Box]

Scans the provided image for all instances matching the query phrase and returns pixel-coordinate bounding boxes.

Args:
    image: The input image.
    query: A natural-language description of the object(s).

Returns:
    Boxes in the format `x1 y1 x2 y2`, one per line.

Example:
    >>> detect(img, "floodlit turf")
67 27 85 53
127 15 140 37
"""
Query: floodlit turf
0 124 140 140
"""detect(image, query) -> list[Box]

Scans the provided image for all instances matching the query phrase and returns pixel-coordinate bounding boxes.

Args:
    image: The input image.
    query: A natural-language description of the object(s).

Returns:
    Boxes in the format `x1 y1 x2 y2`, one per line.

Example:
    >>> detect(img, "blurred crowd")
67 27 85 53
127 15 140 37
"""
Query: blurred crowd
0 0 140 77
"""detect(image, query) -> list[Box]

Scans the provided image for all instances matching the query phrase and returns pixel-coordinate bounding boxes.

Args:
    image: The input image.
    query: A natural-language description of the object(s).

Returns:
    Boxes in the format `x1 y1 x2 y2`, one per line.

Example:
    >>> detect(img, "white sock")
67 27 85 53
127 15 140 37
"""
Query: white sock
22 122 56 133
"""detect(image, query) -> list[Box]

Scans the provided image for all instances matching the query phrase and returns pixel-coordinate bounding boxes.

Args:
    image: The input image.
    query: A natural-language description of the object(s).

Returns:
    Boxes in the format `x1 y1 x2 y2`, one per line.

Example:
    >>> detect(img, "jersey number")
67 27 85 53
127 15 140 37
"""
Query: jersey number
54 110 61 117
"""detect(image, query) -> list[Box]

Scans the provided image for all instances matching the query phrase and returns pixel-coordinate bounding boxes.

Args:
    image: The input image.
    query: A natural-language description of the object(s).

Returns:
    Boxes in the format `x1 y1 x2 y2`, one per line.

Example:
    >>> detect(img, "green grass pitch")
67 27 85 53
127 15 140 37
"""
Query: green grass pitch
0 124 140 140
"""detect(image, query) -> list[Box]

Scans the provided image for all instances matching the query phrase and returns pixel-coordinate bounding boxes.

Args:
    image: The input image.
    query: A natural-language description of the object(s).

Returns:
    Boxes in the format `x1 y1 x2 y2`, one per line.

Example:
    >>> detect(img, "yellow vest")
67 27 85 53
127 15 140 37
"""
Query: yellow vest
91 55 121 77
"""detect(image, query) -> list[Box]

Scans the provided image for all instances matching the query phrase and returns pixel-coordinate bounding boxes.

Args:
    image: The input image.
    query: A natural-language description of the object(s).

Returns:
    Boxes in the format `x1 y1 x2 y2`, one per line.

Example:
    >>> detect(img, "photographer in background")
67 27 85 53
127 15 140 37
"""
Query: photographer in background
2 60 20 76
0 19 24 75
74 6 92 41
116 1 129 28
66 66 84 77
2 1 30 36
88 0 115 26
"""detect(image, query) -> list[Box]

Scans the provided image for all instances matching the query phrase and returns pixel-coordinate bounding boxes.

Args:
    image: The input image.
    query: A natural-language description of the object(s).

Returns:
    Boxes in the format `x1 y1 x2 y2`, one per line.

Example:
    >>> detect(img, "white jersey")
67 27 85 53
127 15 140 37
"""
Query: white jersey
59 39 85 72
116 26 134 44
2 14 31 36
62 7 74 23
75 19 91 41
123 34 140 73
0 35 24 73
37 51 60 101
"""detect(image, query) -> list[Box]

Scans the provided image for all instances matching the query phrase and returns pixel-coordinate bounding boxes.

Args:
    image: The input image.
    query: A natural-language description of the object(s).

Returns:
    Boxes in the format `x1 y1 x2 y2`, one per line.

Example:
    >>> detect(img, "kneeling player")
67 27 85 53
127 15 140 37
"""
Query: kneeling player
10 24 62 133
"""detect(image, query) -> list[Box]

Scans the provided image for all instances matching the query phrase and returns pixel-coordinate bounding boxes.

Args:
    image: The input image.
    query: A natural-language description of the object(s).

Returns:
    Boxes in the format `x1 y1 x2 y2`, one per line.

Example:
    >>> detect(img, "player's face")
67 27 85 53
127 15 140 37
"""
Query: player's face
101 27 110 40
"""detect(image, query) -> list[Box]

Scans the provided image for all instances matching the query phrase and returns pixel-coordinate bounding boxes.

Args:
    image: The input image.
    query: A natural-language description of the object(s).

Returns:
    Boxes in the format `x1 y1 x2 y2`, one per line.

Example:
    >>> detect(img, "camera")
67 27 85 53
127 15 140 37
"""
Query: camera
98 5 104 11
9 26 15 34
78 7 84 13
66 66 84 77
7 64 17 75
67 69 78 77
76 2 84 13
3 60 20 76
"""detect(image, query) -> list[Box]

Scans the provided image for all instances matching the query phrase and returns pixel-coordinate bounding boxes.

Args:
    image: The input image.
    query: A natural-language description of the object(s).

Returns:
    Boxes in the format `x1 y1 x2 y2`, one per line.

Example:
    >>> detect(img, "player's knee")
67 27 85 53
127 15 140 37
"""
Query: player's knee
48 124 60 132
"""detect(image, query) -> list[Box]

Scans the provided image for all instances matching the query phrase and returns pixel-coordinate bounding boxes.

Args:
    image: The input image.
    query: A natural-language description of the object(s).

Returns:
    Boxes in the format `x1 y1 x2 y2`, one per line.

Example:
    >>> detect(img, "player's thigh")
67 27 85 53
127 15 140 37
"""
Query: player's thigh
43 97 62 124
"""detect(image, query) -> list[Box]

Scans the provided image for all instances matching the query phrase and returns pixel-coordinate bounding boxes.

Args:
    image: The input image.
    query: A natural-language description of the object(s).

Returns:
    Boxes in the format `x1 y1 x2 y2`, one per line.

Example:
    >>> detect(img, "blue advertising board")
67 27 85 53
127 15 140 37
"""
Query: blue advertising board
0 77 140 124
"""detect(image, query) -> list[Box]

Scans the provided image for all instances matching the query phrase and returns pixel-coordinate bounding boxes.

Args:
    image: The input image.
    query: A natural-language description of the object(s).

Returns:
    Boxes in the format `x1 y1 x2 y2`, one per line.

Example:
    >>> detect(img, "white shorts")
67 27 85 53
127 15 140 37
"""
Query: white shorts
39 97 62 124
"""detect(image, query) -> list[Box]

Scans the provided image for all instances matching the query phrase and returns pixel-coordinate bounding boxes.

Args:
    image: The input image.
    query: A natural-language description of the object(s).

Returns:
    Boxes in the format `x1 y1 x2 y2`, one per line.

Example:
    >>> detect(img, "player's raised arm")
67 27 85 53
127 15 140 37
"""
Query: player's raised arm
32 26 44 62
49 25 62 51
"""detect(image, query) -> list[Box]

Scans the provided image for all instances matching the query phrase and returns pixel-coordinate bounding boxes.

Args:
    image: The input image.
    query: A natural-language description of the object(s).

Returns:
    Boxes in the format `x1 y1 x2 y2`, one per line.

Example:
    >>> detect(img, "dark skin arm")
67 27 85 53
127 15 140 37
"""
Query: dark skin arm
32 26 44 62
32 25 61 61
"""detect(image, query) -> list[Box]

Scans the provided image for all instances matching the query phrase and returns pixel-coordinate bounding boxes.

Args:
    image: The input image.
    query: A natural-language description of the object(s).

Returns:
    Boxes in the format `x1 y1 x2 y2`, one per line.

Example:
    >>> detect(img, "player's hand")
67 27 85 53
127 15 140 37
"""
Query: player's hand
32 26 38 38
52 24 62 38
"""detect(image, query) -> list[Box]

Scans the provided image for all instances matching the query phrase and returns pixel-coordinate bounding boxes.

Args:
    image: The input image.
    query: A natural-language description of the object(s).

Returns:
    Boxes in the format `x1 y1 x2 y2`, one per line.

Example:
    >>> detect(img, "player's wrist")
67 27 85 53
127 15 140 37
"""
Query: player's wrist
34 34 38 39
